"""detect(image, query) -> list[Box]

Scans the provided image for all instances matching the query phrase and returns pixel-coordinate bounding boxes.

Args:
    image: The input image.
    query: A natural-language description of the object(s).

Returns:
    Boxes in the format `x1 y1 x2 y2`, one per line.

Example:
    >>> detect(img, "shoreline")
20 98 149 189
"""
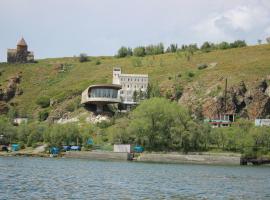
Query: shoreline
0 151 241 165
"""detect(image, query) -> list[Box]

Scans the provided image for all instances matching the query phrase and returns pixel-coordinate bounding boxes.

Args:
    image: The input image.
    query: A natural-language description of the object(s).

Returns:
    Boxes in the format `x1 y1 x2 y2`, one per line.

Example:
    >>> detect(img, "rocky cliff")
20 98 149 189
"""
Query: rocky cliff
182 79 270 120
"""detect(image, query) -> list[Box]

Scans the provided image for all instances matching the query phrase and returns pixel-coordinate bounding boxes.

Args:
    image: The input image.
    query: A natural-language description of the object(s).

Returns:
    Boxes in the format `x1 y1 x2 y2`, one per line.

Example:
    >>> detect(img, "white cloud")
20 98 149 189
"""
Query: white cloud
192 3 270 43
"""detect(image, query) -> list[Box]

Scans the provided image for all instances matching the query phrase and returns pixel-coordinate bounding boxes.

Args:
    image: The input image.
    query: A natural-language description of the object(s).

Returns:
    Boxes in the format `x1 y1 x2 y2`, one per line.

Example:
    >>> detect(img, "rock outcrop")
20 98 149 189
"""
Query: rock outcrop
200 80 270 119
0 73 22 114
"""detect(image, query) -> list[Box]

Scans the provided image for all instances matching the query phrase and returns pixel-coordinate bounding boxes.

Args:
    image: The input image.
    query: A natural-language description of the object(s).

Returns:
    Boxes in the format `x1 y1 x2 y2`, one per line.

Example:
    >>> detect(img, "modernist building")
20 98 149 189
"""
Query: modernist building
81 84 122 113
7 38 34 63
112 68 148 110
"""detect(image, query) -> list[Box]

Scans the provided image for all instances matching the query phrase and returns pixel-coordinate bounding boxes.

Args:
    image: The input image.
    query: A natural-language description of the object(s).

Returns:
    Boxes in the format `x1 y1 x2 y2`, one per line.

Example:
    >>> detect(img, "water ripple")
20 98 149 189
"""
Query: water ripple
0 157 270 199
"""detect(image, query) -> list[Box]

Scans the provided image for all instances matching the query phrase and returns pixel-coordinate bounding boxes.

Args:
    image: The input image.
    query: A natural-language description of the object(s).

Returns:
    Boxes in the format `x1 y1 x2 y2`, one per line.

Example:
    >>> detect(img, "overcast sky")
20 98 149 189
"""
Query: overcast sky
0 0 270 61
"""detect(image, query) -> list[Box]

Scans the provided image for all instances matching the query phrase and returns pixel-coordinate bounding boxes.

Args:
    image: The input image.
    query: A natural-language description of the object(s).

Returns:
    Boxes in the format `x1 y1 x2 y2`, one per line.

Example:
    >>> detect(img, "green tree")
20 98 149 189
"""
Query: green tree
79 53 89 62
166 44 178 53
117 46 132 57
133 46 146 57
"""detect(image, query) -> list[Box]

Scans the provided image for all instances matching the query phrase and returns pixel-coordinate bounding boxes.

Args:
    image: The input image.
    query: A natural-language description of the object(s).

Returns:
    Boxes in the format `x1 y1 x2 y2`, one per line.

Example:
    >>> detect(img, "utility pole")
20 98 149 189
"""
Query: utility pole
224 78 228 113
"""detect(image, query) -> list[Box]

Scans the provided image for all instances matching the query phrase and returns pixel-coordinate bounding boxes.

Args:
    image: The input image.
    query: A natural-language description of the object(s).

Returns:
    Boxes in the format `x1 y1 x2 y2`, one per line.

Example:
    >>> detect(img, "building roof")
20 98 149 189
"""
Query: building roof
120 74 148 77
88 84 122 89
17 38 27 46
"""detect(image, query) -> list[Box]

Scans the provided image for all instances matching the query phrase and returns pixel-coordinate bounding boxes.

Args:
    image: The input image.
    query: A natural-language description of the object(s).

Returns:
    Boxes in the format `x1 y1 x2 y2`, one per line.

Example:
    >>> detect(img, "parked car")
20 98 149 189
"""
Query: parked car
70 146 81 151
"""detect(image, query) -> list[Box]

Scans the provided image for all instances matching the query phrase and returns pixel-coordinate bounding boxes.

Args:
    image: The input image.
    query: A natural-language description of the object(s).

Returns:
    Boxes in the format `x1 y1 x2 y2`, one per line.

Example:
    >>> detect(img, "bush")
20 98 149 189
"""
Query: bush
79 53 88 62
117 46 132 57
133 46 146 57
66 102 76 112
218 41 230 50
200 41 214 52
36 96 50 108
38 110 49 121
230 40 247 48
166 44 178 53
197 63 208 70
95 60 101 65
145 43 164 55
266 37 270 44
188 72 195 77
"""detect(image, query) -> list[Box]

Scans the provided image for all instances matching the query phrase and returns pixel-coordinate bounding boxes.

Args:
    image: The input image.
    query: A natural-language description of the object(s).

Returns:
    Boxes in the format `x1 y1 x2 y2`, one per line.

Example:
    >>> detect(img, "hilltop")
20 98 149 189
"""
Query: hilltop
0 44 270 121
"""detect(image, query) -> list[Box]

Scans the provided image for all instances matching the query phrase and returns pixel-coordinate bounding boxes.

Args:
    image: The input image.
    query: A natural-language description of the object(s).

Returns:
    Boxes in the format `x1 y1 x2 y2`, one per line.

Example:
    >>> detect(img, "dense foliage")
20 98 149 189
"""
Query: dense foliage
116 40 247 58
106 98 270 156
1 98 270 158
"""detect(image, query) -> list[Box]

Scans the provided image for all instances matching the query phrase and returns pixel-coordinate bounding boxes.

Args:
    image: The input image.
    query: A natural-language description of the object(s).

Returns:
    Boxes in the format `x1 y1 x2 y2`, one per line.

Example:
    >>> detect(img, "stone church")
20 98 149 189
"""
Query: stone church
7 38 34 63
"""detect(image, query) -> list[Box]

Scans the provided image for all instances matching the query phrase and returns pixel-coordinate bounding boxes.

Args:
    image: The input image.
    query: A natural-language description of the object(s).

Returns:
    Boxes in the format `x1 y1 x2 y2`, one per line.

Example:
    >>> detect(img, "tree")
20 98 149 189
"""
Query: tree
218 41 230 50
166 44 178 53
117 46 132 58
127 98 194 151
133 46 146 57
145 43 164 55
258 39 262 45
201 41 212 52
230 40 247 48
266 37 270 44
133 90 138 102
79 53 88 62
146 83 161 98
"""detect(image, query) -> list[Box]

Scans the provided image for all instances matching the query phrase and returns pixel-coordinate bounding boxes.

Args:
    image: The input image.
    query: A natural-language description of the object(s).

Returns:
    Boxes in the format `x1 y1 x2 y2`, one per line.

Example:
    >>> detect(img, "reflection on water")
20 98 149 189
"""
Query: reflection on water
0 157 270 199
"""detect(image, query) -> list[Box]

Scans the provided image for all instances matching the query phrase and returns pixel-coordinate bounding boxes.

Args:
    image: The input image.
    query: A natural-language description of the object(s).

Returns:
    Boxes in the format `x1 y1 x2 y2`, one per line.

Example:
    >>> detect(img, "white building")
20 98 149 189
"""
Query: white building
255 119 270 127
113 68 148 110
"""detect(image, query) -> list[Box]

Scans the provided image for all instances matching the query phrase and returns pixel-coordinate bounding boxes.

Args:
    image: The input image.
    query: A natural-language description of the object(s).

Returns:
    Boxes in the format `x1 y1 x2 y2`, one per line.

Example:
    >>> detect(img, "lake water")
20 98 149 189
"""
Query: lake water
0 157 270 200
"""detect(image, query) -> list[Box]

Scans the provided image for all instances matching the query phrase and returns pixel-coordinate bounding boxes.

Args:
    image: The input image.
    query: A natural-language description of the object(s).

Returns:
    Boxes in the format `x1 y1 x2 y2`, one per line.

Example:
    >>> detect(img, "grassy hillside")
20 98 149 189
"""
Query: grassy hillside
0 44 270 119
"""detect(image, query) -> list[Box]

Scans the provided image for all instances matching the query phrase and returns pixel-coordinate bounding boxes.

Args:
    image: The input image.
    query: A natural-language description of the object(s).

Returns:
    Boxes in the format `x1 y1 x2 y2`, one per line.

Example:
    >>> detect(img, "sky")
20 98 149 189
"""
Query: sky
0 0 270 61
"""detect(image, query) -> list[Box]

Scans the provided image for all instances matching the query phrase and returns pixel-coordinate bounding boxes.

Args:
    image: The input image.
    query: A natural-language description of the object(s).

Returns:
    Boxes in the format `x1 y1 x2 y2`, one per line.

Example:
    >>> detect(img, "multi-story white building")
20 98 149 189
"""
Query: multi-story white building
113 68 148 110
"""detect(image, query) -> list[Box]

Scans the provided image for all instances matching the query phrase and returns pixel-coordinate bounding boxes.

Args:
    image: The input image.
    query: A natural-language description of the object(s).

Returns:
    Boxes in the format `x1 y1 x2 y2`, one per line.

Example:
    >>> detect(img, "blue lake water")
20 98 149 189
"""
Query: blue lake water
0 157 270 199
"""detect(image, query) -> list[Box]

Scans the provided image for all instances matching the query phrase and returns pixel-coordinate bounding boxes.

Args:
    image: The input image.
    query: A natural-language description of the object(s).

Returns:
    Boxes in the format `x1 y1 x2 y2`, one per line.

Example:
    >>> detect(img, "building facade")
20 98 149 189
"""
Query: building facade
255 119 270 127
112 68 148 110
7 38 34 63
81 84 122 113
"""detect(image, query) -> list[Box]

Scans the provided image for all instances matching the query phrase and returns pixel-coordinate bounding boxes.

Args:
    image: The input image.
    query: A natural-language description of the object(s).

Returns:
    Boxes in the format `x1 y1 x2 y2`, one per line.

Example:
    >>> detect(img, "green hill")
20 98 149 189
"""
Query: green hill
0 44 270 120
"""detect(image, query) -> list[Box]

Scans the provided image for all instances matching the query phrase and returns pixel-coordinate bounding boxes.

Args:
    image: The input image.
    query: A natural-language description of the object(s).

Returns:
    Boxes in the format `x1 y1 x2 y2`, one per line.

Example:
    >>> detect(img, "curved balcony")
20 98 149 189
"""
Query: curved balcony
81 84 122 105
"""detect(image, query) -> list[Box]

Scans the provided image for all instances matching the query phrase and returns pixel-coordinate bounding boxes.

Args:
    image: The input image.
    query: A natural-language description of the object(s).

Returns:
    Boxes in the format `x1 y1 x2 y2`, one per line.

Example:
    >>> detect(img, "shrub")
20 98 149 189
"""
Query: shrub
38 110 49 121
145 43 164 55
201 41 213 52
166 44 178 53
133 46 146 57
66 102 76 112
266 37 270 44
79 53 88 62
230 40 247 48
36 96 50 108
218 41 230 50
95 60 101 65
197 63 208 70
117 46 128 58
188 72 195 78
